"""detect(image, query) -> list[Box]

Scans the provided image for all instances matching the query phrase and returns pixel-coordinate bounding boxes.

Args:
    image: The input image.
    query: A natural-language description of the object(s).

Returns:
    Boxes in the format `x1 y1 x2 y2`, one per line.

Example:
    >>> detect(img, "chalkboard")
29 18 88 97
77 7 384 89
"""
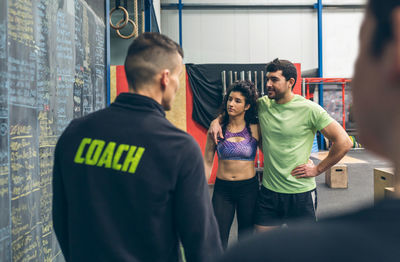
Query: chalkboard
0 0 106 261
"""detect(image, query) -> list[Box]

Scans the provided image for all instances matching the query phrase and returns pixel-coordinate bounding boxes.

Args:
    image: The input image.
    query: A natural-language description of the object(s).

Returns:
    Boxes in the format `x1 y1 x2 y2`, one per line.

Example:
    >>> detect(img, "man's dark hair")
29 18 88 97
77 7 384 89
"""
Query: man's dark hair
369 0 400 56
124 32 184 90
266 58 297 89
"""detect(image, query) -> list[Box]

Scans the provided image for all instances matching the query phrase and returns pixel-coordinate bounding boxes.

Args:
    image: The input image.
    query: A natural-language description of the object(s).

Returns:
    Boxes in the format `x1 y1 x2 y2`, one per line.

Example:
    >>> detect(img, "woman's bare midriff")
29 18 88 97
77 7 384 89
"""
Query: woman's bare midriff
216 159 256 181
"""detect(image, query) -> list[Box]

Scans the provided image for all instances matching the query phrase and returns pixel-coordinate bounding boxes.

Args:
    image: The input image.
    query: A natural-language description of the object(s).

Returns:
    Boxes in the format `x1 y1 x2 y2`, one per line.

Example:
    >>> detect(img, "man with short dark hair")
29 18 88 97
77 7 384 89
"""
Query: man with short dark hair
53 32 222 262
209 58 352 231
217 1 400 260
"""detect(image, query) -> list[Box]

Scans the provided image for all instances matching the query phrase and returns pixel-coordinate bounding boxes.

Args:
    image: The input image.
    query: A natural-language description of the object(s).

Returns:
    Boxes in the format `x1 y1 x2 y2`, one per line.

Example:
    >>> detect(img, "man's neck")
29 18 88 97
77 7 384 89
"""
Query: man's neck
275 91 294 104
131 86 162 105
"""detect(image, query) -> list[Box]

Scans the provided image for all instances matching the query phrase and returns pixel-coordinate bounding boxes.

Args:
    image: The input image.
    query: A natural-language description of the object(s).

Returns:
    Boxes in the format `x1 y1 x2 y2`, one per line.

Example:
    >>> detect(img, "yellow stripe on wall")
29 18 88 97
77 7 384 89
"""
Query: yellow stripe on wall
110 66 117 103
166 65 187 132
111 65 187 131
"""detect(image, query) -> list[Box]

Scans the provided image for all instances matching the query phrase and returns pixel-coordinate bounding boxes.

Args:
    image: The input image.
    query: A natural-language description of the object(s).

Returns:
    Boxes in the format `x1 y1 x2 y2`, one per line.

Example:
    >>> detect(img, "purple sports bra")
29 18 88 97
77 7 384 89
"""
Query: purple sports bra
216 126 258 161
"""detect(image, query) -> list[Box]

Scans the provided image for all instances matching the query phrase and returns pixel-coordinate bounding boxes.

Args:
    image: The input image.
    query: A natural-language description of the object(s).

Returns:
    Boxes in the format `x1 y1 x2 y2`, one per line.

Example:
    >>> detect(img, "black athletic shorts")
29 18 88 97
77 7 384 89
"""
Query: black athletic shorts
254 186 317 226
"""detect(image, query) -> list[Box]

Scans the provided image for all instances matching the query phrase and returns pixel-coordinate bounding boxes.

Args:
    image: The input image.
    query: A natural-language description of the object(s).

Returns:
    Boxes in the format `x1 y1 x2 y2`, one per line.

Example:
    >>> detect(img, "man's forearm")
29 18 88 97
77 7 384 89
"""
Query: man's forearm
317 140 351 174
209 115 224 144
210 114 223 125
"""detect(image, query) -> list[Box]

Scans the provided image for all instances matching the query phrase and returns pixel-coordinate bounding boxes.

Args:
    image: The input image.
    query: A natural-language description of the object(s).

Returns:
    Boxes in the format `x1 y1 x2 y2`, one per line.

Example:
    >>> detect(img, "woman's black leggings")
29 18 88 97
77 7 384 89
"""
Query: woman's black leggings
212 176 259 250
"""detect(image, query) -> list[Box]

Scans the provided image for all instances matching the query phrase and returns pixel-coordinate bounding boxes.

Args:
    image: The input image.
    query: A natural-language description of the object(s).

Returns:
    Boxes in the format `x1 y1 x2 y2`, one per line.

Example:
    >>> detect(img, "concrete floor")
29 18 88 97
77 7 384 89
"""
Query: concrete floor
208 149 393 247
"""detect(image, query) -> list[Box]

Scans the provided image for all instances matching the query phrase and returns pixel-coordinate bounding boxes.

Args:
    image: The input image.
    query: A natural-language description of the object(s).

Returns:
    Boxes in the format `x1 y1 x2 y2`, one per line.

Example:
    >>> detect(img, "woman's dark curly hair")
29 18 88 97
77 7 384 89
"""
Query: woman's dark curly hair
219 80 258 133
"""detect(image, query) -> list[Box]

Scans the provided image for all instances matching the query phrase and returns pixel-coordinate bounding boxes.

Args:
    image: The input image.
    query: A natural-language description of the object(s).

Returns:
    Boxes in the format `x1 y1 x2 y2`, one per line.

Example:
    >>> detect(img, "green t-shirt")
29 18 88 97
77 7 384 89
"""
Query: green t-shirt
258 94 334 194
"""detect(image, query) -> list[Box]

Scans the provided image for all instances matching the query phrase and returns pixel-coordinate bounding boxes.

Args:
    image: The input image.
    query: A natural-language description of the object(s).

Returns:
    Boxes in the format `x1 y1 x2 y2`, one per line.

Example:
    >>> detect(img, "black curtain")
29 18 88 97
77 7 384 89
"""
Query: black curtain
186 63 267 129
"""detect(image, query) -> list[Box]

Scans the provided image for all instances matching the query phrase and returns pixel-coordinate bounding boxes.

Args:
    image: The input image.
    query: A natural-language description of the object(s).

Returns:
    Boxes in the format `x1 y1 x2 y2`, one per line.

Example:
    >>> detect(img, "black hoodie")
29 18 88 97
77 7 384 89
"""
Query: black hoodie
53 93 222 262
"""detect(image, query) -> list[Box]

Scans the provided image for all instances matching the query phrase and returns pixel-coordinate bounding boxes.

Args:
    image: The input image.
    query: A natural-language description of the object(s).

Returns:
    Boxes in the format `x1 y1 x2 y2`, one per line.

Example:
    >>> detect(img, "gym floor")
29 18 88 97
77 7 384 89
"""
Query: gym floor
208 149 393 247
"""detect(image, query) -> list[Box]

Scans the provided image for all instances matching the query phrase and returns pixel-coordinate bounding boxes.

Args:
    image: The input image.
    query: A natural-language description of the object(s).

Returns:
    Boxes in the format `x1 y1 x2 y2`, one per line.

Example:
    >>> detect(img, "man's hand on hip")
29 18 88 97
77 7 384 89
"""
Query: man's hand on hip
291 160 320 178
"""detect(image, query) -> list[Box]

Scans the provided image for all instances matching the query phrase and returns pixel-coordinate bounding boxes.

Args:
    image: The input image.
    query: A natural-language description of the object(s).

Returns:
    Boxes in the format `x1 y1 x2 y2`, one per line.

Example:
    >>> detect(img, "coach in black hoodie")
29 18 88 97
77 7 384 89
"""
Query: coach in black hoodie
52 32 222 262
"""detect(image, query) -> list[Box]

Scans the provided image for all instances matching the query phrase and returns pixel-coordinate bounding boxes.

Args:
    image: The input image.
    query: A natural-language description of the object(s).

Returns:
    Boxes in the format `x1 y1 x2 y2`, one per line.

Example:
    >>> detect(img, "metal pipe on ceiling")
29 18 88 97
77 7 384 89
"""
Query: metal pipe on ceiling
161 4 365 10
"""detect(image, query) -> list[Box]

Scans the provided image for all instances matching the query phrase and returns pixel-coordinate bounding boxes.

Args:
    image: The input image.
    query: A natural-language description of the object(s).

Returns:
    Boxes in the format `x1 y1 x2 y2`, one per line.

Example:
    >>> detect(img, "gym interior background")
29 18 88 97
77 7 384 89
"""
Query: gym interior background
0 0 392 261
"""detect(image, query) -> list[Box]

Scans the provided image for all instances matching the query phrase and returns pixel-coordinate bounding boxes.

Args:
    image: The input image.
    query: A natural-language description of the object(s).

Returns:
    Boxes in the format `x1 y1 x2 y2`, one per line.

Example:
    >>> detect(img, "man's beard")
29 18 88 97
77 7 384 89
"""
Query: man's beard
268 89 284 101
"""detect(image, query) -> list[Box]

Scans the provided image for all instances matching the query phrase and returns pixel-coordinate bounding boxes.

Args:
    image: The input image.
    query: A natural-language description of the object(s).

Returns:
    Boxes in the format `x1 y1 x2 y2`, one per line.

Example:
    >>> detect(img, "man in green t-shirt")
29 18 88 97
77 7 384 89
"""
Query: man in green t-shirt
209 59 352 231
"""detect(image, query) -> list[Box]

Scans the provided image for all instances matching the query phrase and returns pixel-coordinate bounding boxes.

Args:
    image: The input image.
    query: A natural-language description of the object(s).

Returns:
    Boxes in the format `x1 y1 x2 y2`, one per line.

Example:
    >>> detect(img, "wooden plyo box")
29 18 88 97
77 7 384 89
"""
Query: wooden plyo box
374 168 395 203
325 164 348 188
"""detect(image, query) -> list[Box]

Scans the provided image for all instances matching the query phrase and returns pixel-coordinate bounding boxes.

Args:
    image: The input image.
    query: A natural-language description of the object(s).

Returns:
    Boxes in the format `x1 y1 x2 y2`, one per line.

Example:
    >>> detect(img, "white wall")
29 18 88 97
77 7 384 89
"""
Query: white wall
153 0 161 31
160 0 367 77
323 10 364 77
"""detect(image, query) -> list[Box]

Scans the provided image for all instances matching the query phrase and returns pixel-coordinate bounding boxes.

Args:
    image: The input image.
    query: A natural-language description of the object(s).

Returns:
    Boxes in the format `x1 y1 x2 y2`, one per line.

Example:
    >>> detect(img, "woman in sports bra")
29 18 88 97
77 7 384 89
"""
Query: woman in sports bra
204 80 260 250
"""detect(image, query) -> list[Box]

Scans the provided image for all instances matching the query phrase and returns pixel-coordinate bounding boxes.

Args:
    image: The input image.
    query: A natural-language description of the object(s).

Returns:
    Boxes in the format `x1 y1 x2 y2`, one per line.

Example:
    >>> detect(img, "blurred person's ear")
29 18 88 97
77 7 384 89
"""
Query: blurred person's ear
387 8 400 80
